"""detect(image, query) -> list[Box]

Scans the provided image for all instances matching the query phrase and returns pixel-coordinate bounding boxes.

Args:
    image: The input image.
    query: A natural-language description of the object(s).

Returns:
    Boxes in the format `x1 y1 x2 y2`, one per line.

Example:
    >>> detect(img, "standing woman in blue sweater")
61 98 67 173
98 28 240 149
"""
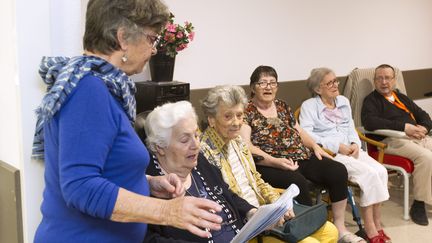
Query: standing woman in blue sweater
33 0 223 242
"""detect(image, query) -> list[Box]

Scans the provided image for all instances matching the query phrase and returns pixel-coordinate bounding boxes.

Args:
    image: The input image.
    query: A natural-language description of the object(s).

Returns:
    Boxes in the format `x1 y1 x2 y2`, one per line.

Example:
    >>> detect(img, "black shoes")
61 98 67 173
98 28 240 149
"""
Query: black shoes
409 200 429 226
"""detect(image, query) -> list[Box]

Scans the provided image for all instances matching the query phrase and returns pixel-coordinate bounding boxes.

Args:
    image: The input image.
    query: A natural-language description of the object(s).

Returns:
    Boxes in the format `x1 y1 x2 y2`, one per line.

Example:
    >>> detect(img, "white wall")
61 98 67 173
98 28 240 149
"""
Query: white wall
415 98 432 118
14 0 84 242
14 1 51 242
2 0 432 242
164 0 432 89
0 0 21 168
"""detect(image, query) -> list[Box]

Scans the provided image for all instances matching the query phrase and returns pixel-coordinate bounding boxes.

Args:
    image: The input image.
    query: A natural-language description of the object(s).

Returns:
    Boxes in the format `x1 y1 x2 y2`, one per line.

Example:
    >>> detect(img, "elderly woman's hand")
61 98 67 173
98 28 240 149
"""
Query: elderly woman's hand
312 144 333 160
246 208 258 221
284 208 295 220
338 143 352 156
147 173 185 199
274 208 295 228
164 196 223 238
272 157 299 171
348 143 359 159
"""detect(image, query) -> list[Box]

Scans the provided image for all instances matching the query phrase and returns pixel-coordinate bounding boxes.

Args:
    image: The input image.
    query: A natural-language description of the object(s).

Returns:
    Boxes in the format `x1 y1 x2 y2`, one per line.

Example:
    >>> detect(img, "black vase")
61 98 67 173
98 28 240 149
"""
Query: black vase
149 51 176 82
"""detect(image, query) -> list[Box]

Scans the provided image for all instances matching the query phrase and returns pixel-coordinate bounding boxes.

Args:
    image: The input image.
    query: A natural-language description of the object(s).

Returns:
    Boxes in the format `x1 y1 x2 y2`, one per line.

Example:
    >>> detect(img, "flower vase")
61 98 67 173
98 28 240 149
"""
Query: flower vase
149 51 176 82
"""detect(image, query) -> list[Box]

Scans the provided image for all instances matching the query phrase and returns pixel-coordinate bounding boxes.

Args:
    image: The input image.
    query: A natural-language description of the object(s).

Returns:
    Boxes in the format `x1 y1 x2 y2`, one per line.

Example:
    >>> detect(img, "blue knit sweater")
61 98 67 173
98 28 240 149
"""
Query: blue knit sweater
34 75 150 243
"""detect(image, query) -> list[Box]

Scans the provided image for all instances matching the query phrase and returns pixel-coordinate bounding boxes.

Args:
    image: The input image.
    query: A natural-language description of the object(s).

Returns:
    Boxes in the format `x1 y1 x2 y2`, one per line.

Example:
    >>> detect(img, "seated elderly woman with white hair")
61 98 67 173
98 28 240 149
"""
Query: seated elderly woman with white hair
143 100 258 243
300 67 390 243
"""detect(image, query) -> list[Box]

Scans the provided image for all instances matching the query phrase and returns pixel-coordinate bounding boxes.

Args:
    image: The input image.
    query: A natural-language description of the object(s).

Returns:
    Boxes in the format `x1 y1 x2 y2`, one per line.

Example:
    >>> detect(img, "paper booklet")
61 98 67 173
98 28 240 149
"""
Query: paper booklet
230 184 299 243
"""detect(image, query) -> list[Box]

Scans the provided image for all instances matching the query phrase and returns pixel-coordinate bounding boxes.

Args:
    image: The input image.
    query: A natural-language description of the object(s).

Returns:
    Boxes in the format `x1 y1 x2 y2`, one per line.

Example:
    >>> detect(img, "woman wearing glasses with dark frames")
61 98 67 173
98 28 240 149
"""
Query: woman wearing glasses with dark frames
144 101 258 243
241 65 364 243
33 1 223 242
300 68 390 243
200 85 338 243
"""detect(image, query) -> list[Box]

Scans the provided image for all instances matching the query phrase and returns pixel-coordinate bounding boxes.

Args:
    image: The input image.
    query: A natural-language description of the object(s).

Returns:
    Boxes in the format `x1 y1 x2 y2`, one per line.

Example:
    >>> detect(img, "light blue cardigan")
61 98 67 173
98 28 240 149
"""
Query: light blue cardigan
299 95 361 153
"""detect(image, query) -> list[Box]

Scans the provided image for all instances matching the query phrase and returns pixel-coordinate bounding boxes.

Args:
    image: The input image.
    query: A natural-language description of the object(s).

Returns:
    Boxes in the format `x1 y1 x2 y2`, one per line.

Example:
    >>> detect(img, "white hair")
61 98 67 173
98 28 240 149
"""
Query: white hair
201 85 248 118
144 101 197 153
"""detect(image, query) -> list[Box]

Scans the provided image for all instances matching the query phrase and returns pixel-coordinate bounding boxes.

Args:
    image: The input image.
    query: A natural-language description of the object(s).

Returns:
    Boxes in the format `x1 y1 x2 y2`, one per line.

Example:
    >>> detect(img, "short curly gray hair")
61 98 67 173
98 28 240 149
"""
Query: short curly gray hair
144 101 197 153
84 0 169 55
200 85 248 118
306 67 334 97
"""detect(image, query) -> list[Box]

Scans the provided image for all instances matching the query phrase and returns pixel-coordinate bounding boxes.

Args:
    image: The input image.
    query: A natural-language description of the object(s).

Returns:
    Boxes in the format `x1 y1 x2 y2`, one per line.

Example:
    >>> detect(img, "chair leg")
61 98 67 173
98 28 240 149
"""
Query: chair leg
403 171 410 220
384 164 411 220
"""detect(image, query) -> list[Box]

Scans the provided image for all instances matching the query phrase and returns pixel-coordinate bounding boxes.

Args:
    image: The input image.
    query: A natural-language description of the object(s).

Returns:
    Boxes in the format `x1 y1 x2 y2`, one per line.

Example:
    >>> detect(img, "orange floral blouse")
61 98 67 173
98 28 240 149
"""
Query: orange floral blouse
244 99 311 161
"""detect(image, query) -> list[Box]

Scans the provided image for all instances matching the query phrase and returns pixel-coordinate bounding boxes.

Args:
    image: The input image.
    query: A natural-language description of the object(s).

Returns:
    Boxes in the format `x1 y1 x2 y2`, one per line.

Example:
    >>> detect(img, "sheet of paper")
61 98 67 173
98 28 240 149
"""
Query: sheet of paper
230 184 299 243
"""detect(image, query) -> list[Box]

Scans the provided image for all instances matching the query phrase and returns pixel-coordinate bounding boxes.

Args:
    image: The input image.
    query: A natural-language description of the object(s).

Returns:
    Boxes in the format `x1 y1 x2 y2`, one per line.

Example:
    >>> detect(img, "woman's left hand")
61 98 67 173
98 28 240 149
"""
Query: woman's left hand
284 208 295 220
348 143 359 159
312 144 333 160
147 173 185 199
246 208 258 221
275 208 295 228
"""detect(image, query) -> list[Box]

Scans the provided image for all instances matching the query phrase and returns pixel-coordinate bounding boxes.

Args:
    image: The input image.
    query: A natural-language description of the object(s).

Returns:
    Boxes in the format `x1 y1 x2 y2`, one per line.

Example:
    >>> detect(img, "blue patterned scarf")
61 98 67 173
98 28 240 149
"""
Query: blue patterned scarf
32 55 136 160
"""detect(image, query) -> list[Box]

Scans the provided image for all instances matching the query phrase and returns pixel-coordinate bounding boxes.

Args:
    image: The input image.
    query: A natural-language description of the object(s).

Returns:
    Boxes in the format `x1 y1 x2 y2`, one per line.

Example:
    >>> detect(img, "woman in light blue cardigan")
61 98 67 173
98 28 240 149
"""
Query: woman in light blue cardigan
300 67 390 243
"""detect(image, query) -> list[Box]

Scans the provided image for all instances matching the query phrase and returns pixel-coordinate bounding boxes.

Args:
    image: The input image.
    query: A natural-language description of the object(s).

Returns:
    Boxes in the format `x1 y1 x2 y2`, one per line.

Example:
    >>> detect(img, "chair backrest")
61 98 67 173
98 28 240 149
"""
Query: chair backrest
342 67 406 127
134 110 151 143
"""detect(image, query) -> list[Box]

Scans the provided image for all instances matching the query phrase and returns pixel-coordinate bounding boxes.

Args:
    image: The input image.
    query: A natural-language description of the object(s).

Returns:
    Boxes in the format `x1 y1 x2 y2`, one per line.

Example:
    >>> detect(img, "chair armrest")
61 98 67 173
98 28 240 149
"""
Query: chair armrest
322 148 335 157
251 154 264 162
359 126 408 138
356 127 387 163
356 128 387 149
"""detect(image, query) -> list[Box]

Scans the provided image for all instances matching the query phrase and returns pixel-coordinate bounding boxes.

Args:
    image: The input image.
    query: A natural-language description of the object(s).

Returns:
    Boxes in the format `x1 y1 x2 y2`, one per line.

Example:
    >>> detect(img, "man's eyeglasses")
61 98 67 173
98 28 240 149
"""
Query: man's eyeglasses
322 79 340 88
256 81 278 88
374 76 394 82
144 32 161 48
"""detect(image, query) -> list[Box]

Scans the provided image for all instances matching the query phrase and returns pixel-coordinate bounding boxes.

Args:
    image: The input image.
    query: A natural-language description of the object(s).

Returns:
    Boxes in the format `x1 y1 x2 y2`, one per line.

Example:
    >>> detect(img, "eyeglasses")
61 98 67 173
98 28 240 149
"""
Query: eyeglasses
374 76 394 82
256 81 278 88
143 32 161 48
322 79 340 88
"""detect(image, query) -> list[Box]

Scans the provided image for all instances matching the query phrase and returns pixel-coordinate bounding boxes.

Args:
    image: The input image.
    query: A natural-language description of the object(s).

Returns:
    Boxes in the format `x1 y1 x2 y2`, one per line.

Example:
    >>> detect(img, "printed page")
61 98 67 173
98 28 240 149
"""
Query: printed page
230 184 299 243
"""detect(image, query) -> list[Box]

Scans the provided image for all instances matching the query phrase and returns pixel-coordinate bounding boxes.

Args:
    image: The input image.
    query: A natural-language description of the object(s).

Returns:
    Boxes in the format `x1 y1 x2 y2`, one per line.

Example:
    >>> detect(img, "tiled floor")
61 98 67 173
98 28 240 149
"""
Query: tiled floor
346 175 432 243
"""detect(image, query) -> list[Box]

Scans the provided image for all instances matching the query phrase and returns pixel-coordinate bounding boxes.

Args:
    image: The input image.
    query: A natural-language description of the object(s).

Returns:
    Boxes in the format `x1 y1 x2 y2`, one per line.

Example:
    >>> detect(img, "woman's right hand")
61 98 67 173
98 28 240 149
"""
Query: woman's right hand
272 157 299 171
338 143 352 156
164 196 223 238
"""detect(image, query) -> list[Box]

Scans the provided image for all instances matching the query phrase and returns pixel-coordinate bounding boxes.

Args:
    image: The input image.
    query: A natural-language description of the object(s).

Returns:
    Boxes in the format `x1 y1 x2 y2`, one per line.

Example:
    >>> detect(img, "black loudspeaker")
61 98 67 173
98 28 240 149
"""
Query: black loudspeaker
135 81 190 114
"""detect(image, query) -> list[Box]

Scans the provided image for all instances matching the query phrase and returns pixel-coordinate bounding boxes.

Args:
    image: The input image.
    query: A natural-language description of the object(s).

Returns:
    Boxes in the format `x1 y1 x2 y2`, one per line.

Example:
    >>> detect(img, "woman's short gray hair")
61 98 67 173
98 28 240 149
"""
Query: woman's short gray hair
306 67 334 97
84 0 169 55
144 101 197 153
200 85 248 118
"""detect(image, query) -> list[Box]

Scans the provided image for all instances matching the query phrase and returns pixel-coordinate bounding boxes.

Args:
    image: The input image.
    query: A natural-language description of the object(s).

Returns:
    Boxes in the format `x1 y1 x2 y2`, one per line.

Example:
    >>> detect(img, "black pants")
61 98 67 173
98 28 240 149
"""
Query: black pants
257 155 348 204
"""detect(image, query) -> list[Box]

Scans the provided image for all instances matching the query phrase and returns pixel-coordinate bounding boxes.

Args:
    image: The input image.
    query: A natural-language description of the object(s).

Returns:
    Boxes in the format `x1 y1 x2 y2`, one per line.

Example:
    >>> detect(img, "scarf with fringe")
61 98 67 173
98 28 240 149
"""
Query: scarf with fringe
32 55 136 160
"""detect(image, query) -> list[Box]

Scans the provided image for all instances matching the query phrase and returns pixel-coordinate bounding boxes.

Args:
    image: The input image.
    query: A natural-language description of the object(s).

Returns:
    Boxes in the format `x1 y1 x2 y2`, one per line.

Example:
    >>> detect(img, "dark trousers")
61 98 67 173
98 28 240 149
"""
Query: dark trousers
257 155 348 204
